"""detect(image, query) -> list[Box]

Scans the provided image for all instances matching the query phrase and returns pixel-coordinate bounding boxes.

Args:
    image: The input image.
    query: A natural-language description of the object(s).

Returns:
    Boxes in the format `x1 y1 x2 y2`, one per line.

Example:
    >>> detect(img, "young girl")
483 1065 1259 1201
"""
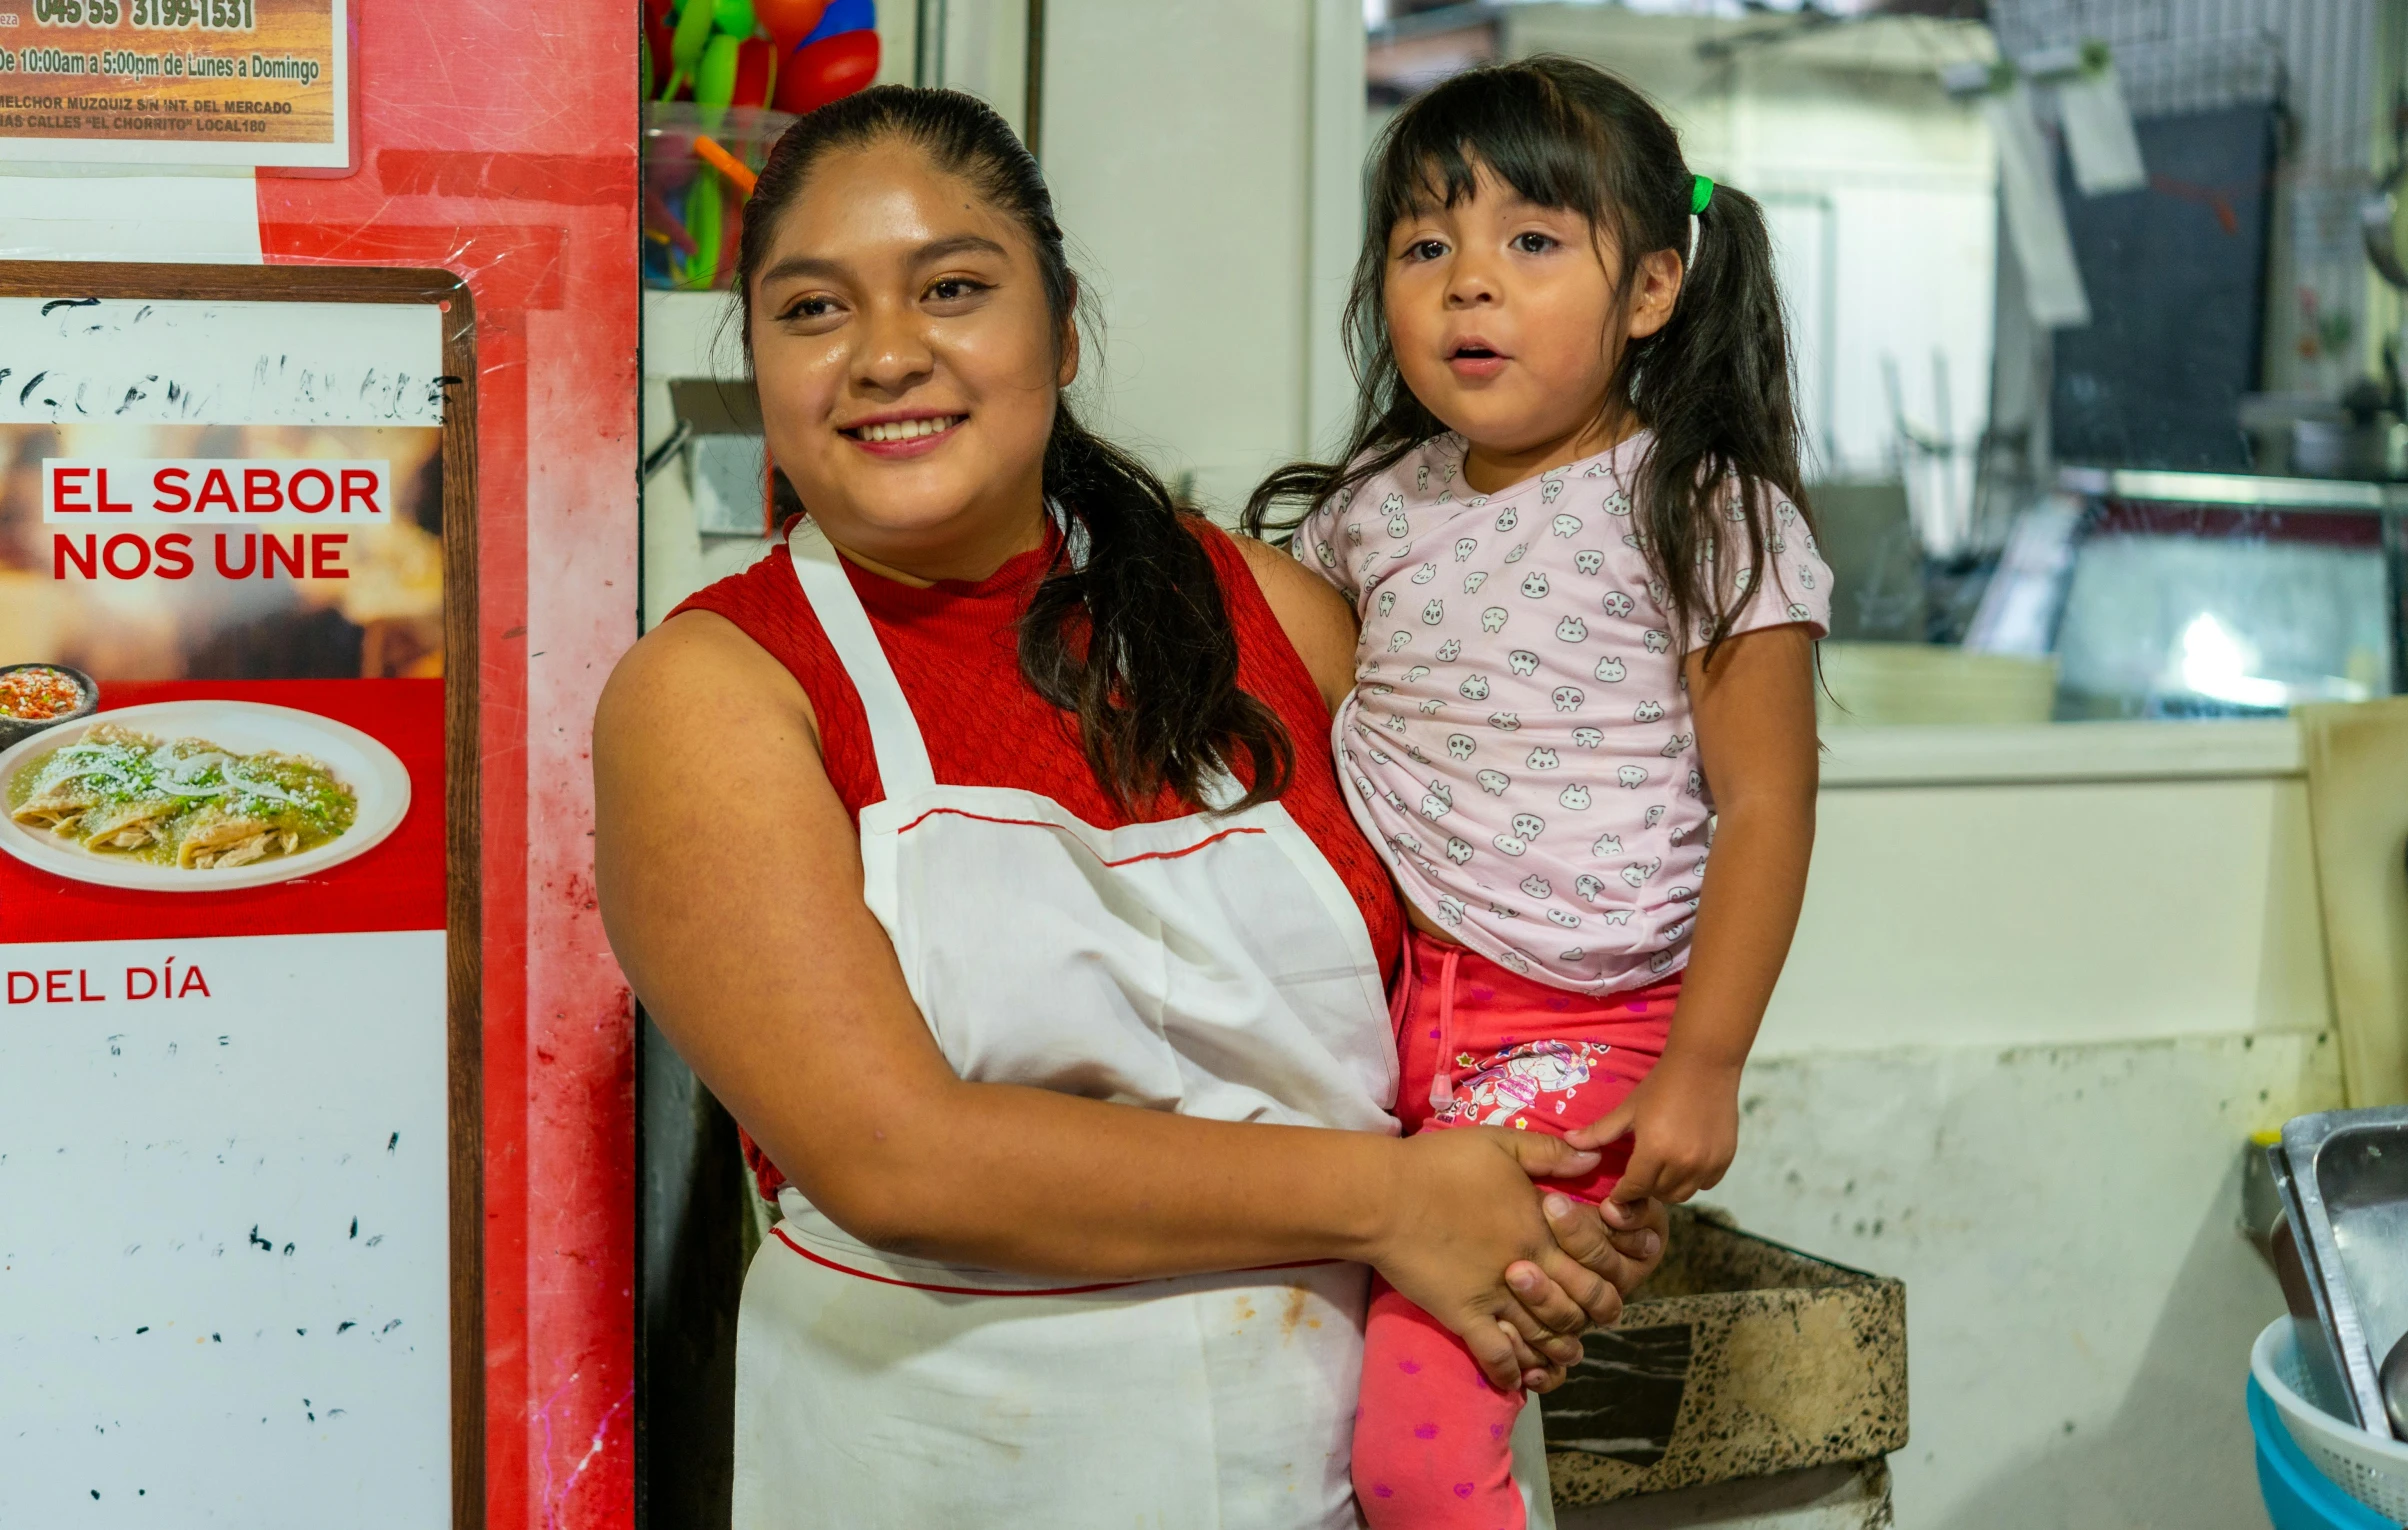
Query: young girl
1247 58 1830 1527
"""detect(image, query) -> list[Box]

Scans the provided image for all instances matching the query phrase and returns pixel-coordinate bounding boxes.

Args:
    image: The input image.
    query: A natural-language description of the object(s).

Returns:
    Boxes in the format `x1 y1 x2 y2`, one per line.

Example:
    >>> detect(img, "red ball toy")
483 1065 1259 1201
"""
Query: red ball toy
775 28 879 116
753 0 832 48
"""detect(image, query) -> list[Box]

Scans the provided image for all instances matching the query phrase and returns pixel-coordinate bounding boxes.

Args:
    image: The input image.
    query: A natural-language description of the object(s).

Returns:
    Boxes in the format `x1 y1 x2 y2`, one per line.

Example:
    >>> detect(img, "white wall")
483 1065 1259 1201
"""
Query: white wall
641 292 767 631
1715 1033 2320 1530
917 0 1029 132
1041 0 1363 514
1767 763 2330 1054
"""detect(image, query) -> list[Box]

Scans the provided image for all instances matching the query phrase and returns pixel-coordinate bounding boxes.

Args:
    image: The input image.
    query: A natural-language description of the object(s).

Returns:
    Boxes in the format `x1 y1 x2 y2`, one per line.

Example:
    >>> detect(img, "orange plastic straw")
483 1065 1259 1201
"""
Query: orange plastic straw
692 134 758 197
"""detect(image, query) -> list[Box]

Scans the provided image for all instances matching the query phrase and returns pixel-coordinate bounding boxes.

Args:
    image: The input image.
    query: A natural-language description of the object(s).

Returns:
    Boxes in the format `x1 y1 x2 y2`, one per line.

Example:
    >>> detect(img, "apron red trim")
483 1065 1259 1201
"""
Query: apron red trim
773 1225 1143 1296
892 806 1269 867
771 1225 1338 1297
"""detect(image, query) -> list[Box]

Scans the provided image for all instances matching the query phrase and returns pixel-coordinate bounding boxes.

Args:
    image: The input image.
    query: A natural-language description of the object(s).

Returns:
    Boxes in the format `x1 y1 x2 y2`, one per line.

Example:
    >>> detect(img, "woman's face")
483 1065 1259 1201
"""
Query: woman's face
749 138 1074 578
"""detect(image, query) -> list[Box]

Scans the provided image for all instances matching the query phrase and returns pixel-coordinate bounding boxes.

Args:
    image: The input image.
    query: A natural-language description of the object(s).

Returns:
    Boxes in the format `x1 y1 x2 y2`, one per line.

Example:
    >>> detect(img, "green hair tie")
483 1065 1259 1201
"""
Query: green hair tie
1691 175 1714 215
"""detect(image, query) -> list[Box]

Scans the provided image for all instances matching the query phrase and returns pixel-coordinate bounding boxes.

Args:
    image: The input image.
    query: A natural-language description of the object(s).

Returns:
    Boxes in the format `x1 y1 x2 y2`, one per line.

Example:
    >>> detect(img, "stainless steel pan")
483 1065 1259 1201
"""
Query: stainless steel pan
2279 1106 2408 1439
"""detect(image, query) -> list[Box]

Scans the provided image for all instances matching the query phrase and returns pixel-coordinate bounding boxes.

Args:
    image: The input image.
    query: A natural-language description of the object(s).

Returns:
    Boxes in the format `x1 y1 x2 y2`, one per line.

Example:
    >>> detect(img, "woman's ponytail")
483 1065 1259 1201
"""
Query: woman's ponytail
1023 404 1293 812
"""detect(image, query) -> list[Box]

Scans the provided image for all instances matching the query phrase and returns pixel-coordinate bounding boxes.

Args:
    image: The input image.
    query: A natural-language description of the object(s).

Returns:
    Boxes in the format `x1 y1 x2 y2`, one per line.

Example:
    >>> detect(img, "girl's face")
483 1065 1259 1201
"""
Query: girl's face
1383 162 1680 484
749 138 1075 580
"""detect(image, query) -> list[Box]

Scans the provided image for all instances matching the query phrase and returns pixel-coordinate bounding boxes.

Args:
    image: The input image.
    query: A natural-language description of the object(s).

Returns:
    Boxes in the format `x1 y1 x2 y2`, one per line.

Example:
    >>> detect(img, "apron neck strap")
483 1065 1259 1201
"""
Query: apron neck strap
1049 497 1089 568
786 518 939 802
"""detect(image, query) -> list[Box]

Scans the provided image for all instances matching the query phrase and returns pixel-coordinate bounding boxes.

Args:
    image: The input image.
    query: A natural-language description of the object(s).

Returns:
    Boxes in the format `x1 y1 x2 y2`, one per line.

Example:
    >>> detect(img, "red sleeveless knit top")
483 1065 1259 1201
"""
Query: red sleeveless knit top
672 518 1404 1195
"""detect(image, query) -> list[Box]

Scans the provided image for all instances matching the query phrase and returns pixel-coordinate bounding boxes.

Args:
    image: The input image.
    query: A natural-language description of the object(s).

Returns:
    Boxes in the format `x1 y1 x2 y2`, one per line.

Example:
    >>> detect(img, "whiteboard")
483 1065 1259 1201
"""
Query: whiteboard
0 296 445 427
0 934 451 1525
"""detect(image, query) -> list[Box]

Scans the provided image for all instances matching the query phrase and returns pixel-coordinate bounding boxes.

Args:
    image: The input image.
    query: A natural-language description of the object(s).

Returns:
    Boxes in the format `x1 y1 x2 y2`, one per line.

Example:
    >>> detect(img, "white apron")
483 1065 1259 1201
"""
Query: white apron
732 518 1553 1529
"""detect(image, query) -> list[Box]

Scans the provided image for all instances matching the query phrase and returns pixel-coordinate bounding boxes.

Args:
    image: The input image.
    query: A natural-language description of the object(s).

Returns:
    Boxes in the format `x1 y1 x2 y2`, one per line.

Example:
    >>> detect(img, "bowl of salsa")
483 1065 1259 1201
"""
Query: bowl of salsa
0 664 98 749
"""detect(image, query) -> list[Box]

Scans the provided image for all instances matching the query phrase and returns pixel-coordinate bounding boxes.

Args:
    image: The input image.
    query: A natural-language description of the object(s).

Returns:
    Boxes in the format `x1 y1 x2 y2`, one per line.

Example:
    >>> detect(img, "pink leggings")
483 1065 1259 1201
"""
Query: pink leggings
1354 932 1675 1528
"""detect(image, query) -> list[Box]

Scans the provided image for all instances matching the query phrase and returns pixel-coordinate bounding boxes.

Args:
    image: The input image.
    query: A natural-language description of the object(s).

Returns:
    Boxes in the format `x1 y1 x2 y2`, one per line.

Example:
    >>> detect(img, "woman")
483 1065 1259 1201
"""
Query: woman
593 87 1665 1527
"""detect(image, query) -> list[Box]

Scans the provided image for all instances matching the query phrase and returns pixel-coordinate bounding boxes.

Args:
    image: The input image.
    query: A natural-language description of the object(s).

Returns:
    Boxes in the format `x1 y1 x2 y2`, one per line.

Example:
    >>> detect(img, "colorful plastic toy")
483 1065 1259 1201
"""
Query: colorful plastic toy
651 0 874 110
794 0 873 47
645 0 876 288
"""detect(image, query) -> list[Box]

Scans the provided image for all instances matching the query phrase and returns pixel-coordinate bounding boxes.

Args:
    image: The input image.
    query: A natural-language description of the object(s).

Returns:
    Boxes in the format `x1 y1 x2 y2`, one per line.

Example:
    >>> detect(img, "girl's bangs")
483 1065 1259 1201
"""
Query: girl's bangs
1376 73 1611 228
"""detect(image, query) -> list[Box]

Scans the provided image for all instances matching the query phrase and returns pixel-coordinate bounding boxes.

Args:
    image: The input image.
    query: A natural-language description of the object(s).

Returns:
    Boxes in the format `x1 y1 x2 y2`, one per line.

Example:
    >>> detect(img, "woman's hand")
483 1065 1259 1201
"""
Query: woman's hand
1571 1054 1743 1206
1366 1126 1619 1392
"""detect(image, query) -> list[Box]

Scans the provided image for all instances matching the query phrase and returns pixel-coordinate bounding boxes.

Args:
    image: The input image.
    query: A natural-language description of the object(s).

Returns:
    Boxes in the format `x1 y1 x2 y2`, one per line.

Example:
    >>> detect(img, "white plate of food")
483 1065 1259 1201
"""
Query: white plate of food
0 701 412 892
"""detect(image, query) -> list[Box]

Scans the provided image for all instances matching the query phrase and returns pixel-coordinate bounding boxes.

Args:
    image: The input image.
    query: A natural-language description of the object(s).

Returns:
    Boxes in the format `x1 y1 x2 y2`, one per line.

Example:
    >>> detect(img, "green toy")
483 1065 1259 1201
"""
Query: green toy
680 163 725 290
696 32 743 108
713 0 756 39
667 0 719 99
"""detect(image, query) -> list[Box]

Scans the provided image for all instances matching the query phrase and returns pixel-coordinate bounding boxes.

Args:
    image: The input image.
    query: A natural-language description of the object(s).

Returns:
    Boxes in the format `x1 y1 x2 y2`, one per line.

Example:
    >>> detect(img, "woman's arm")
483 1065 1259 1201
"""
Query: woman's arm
1570 624 1819 1202
595 611 1636 1388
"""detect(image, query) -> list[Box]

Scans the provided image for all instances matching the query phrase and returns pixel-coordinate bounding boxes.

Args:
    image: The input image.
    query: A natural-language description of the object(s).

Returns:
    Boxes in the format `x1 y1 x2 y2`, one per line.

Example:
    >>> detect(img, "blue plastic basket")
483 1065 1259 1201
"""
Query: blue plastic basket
2252 1377 2404 1530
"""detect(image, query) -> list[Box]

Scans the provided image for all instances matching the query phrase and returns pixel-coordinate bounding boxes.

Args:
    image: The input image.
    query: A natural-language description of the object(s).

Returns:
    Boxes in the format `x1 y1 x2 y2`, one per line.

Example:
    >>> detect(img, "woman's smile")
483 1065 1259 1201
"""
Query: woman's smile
840 409 969 458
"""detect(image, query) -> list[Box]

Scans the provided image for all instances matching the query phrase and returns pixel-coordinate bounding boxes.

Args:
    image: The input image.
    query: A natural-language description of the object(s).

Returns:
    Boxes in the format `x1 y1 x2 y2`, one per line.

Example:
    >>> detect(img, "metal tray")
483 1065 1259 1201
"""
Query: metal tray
2265 1143 2360 1420
2279 1106 2408 1439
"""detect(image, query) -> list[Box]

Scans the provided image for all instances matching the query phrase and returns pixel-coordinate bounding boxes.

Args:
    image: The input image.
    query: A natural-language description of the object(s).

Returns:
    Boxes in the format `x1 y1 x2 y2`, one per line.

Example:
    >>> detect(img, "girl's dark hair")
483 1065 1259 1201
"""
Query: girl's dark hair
739 86 1290 812
1244 56 1810 659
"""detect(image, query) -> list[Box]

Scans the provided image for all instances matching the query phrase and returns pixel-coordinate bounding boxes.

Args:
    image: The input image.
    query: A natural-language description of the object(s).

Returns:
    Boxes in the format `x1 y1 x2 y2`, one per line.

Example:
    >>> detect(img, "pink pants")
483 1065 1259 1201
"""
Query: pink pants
1355 931 1675 1528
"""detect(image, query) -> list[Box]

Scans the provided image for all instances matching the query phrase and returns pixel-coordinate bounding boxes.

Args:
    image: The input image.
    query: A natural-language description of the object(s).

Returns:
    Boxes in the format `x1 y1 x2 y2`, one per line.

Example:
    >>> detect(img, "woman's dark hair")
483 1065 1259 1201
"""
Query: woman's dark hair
738 86 1290 812
1244 56 1810 659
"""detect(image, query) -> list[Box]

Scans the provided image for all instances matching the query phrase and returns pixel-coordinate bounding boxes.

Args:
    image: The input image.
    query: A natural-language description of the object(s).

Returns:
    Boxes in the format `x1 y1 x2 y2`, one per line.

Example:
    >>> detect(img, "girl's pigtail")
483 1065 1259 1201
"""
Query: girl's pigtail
1627 182 1806 661
1241 234 1442 543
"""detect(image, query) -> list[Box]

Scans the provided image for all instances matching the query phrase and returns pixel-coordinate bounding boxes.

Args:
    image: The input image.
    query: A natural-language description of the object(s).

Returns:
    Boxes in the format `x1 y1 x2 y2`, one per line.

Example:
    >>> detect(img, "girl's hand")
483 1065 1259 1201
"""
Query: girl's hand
1495 1186 1674 1391
1500 1190 1668 1352
1526 1191 1667 1302
1569 1054 1742 1206
1368 1127 1610 1392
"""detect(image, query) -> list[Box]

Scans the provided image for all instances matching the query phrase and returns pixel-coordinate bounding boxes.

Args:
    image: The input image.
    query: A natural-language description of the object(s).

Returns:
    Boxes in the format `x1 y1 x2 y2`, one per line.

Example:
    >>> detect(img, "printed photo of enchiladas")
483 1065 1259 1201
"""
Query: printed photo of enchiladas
9 723 358 870
0 701 409 892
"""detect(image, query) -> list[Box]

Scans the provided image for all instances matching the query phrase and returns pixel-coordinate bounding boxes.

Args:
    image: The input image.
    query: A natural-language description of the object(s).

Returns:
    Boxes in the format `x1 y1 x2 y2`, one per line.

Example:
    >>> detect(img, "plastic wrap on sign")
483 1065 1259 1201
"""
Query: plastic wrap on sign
0 0 360 173
0 285 462 1527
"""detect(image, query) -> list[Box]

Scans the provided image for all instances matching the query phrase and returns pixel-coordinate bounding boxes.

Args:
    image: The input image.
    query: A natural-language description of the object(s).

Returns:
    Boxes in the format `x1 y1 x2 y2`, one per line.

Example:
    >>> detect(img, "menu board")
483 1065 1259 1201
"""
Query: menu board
0 0 349 168
0 270 476 1524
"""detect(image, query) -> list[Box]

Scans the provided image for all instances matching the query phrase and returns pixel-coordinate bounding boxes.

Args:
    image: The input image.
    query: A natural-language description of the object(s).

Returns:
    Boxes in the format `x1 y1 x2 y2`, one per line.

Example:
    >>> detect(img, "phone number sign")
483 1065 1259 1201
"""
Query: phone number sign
0 0 346 167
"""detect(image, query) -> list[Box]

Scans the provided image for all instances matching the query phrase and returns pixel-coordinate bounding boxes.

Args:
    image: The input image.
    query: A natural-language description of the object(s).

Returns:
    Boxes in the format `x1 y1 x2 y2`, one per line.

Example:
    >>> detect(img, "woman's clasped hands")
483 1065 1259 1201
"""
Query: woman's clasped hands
1367 1128 1665 1392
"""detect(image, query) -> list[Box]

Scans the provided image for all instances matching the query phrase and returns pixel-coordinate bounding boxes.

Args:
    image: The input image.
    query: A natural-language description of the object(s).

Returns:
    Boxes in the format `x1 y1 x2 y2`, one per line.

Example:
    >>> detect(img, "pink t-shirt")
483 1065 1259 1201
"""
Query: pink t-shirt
1292 431 1831 995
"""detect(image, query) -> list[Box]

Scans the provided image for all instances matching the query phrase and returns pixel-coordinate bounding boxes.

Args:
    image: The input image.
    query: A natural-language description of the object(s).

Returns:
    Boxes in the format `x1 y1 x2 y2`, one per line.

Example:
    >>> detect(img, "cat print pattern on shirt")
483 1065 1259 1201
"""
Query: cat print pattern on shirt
1292 431 1832 994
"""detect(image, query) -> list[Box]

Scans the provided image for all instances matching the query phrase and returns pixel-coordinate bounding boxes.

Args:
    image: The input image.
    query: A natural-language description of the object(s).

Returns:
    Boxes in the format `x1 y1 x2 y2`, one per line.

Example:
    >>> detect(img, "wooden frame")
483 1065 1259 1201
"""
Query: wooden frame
0 260 484 1530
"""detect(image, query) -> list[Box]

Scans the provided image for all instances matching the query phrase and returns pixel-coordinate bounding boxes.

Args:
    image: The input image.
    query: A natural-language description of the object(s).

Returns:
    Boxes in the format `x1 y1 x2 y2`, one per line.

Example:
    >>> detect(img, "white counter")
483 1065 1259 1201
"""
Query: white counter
1817 717 2300 787
1765 719 2328 1059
